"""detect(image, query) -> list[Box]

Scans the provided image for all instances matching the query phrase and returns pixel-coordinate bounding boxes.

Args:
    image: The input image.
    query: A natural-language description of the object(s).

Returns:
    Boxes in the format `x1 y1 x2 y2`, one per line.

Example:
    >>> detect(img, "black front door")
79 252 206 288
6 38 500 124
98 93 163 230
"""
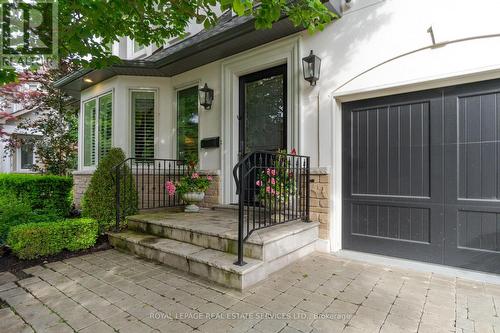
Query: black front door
239 64 287 157
342 78 500 274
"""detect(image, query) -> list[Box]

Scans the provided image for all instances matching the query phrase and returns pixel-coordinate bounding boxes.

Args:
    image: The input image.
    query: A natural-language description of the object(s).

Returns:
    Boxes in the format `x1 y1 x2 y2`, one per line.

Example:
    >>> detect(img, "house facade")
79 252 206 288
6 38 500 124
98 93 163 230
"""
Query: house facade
0 85 39 174
58 0 500 274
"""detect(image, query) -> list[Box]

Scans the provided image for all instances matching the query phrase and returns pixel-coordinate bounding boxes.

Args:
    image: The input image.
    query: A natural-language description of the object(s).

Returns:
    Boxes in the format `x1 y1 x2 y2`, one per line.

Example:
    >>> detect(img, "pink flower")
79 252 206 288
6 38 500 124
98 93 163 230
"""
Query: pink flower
191 172 199 179
165 181 176 197
270 178 276 185
291 148 297 156
266 168 276 176
207 175 213 181
265 186 276 195
256 180 262 186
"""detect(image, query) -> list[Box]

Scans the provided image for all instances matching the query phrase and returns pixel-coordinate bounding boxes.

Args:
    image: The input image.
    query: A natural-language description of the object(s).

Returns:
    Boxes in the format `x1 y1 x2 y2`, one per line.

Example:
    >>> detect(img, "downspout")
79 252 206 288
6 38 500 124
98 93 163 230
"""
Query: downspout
317 92 321 168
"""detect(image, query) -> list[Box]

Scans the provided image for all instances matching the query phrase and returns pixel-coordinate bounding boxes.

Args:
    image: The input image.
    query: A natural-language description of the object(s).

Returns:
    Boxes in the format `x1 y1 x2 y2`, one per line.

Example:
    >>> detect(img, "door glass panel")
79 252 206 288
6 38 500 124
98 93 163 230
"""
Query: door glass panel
244 72 285 152
177 86 199 161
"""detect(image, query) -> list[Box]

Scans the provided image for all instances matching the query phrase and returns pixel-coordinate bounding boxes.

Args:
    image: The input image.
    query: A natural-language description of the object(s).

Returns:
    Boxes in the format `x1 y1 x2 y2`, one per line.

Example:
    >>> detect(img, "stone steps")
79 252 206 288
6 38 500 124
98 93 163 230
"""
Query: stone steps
127 214 319 261
108 231 266 290
108 209 320 290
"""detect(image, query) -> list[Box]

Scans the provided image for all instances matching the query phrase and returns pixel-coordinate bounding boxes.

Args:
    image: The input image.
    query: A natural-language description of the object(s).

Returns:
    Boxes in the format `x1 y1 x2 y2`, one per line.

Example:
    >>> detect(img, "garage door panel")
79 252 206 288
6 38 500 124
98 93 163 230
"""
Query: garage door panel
350 102 431 198
457 210 500 252
350 202 432 243
445 206 500 273
445 85 500 273
457 92 500 200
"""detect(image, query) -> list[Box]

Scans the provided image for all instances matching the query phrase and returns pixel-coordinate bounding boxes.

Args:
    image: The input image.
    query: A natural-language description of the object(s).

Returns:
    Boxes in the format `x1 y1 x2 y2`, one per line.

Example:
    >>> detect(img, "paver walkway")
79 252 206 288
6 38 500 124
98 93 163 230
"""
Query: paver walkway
0 250 499 333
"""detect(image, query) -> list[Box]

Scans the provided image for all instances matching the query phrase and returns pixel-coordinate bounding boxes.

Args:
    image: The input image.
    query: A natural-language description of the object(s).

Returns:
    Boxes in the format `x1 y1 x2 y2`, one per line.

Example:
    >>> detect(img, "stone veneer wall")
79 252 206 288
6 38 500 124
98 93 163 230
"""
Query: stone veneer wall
309 170 330 240
73 171 221 209
73 172 93 209
199 174 221 208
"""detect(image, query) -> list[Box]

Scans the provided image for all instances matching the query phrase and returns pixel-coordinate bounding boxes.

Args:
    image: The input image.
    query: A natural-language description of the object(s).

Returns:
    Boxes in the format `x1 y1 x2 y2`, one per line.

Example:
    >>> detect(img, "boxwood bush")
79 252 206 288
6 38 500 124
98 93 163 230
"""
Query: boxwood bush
0 194 63 245
0 174 73 217
7 218 98 259
82 148 137 233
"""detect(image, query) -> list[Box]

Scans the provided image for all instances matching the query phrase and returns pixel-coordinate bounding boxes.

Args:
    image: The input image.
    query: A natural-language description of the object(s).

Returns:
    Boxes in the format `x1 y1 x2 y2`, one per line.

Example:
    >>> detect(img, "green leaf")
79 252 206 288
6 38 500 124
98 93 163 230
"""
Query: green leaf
232 0 246 16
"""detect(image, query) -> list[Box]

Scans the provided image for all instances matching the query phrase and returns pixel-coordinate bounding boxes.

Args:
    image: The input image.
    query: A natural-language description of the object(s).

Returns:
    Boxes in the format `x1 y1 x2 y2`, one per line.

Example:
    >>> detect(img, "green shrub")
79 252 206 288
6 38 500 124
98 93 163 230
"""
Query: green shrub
0 194 63 245
0 174 73 217
7 218 98 259
0 194 32 244
82 148 137 233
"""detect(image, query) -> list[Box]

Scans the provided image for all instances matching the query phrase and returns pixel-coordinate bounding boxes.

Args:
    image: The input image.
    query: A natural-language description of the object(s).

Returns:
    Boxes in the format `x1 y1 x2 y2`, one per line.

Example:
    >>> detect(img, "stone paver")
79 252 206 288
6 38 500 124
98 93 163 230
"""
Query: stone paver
0 250 499 332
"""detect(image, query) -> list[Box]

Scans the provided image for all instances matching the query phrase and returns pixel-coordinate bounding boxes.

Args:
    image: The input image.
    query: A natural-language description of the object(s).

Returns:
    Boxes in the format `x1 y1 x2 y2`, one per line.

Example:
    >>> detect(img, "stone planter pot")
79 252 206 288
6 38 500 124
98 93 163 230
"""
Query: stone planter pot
181 192 205 212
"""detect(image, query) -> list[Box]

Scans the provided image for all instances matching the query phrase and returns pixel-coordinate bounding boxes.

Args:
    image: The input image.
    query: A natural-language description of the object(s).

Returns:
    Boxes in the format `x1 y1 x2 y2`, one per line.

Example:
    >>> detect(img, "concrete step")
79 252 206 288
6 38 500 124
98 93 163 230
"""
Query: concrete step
108 230 266 290
126 211 319 261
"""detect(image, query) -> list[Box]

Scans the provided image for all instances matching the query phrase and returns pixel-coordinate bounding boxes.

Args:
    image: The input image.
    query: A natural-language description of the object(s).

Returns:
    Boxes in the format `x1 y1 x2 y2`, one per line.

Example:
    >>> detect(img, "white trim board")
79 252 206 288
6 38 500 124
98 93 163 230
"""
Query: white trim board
335 250 500 285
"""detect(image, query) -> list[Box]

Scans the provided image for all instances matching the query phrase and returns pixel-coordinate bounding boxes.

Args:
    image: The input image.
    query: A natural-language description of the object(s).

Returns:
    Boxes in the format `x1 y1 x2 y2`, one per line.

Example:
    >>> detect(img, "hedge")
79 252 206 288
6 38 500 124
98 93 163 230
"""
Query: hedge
0 174 73 217
0 194 63 245
7 218 98 259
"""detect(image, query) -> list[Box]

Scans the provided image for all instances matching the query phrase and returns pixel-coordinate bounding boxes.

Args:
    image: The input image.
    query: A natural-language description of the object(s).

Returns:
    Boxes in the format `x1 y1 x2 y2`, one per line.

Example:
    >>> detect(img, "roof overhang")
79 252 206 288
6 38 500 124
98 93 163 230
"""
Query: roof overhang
56 2 342 99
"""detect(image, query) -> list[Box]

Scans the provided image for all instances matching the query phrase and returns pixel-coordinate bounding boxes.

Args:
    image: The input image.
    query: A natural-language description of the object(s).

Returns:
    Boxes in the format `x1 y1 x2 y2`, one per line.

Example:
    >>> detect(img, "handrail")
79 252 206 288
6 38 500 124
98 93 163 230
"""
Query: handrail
233 151 311 266
113 157 186 231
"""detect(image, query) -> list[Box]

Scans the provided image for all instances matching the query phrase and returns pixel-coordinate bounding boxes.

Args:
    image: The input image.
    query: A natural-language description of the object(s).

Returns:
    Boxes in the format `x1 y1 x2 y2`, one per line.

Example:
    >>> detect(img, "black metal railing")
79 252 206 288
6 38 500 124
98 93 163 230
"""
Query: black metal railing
233 151 310 265
114 158 187 230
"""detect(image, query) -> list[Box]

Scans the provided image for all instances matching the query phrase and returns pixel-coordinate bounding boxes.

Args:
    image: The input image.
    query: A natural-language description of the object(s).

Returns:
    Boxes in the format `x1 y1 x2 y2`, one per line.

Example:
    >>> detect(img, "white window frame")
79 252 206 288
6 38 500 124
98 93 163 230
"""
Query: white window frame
80 90 114 170
129 88 158 160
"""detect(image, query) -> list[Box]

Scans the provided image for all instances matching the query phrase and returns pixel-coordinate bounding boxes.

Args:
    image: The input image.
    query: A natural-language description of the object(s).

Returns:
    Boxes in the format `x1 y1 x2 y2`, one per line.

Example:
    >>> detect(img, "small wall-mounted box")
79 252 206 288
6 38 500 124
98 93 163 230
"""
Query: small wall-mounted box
200 137 220 149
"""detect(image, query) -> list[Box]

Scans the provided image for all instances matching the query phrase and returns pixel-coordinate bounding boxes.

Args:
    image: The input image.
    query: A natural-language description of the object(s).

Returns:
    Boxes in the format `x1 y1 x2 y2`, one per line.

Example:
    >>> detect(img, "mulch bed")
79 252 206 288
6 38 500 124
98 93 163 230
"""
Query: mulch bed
0 235 112 274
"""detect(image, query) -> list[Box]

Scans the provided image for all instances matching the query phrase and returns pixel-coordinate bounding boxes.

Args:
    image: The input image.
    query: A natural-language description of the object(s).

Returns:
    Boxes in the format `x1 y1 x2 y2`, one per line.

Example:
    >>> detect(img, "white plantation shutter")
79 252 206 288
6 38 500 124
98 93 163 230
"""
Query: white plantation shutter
83 99 96 166
98 93 112 160
132 91 155 160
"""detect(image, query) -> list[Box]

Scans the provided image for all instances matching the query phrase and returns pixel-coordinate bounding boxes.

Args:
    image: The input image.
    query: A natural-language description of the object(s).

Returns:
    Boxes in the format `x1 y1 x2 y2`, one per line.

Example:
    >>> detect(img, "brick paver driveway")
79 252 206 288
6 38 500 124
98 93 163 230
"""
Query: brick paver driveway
0 250 499 333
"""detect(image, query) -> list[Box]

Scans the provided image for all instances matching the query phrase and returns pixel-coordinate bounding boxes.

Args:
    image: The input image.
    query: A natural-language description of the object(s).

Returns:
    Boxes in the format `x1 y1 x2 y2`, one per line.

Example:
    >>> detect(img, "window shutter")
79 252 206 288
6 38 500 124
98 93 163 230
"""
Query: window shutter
98 93 112 160
83 100 96 166
132 91 155 160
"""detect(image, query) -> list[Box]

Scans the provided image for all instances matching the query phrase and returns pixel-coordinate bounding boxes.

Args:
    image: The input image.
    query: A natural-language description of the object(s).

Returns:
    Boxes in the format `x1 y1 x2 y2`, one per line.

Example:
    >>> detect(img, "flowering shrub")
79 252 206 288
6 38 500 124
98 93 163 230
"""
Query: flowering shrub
255 149 297 203
165 158 212 196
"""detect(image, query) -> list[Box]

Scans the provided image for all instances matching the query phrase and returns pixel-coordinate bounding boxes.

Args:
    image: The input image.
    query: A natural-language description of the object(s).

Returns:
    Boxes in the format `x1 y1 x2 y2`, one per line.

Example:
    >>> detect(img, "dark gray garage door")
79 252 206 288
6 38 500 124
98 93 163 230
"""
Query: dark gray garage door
343 79 500 274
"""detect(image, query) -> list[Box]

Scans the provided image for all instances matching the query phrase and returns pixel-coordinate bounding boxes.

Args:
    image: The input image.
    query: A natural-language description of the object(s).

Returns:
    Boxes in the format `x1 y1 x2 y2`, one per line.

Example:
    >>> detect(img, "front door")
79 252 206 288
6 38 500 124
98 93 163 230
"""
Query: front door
238 64 287 204
238 64 287 157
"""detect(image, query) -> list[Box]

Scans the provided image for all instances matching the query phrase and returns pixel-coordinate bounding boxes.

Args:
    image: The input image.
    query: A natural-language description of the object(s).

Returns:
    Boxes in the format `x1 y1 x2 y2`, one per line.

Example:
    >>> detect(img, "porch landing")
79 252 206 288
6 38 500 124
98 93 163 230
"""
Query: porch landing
108 208 319 289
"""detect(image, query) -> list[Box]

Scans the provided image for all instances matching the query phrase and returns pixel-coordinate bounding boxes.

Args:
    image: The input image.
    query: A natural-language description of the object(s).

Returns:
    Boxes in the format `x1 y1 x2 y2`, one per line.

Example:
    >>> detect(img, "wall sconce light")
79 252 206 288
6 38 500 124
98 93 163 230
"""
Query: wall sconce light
83 78 93 83
302 50 321 86
199 83 214 110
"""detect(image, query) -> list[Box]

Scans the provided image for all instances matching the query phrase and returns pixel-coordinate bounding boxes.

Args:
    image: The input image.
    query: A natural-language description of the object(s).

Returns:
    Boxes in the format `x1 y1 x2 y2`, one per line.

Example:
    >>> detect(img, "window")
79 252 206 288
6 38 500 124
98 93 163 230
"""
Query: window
20 143 34 170
133 40 144 53
132 91 155 160
98 94 113 159
177 86 199 161
83 99 96 166
82 92 113 167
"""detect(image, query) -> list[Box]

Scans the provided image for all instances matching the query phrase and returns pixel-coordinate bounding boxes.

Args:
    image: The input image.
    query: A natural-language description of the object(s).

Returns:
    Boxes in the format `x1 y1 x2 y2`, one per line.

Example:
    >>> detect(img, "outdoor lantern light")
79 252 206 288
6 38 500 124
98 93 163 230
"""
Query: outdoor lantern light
302 50 321 86
199 83 214 110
